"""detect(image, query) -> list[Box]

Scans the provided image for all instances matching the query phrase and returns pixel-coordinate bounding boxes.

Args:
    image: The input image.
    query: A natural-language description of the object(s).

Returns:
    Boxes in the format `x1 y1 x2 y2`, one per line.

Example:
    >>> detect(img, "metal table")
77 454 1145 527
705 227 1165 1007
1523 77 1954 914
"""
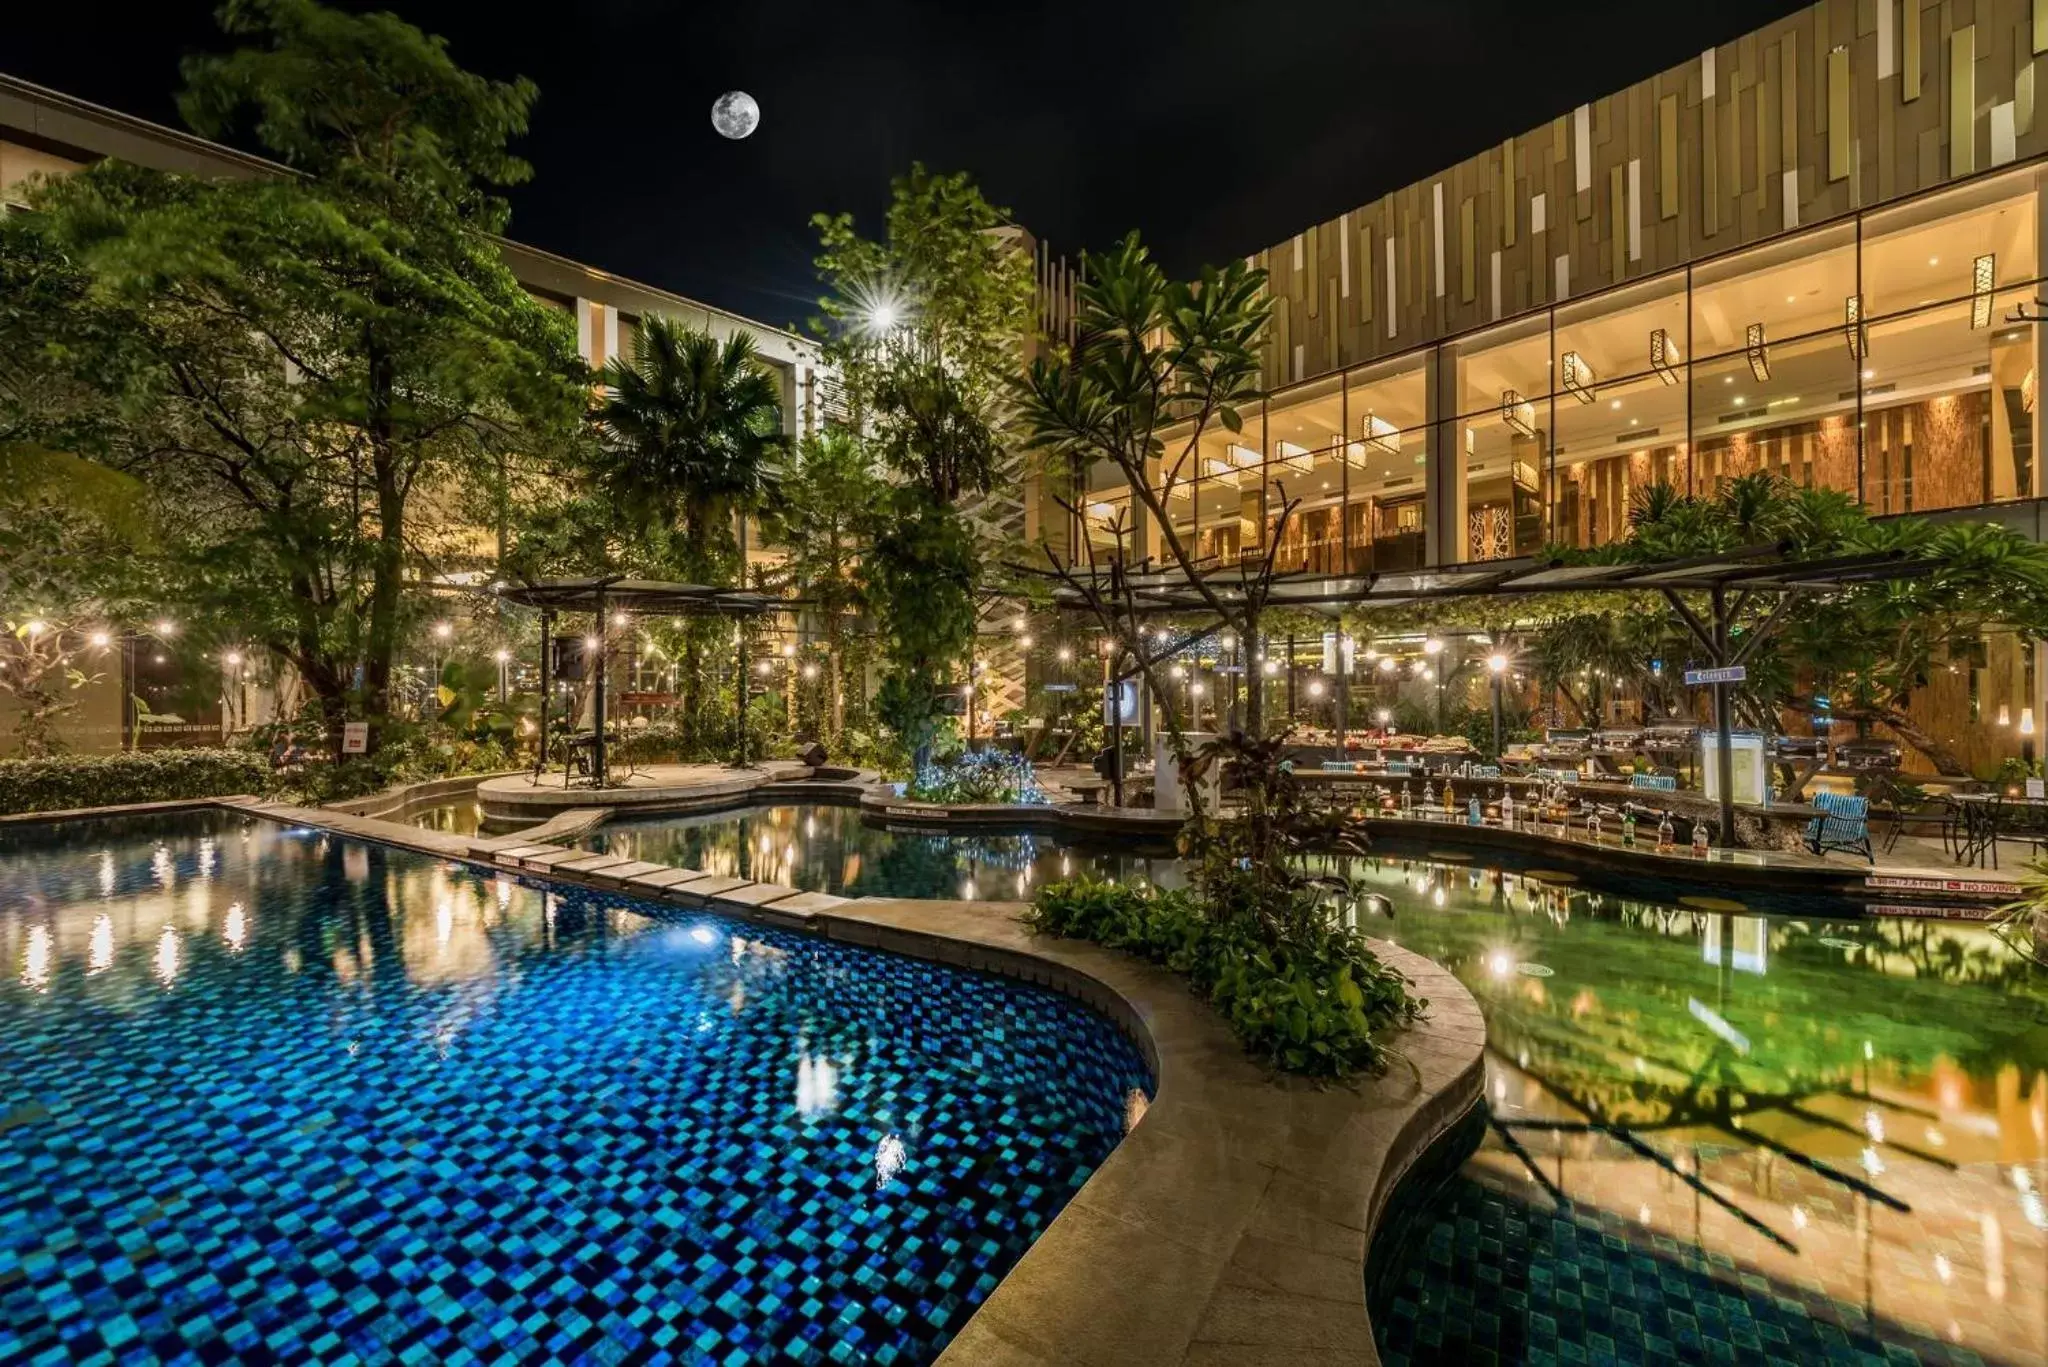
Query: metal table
1946 791 2048 869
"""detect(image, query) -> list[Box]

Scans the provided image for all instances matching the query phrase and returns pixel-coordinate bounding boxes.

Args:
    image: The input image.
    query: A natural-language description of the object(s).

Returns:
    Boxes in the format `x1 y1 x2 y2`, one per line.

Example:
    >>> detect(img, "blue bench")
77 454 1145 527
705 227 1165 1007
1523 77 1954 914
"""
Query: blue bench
1629 773 1678 792
1806 790 1872 863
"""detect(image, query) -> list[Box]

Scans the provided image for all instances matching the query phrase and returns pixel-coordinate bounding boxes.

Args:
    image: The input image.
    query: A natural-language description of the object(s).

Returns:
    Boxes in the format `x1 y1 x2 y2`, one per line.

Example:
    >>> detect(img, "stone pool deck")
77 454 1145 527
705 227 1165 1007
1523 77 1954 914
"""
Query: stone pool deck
475 760 870 826
211 794 1487 1366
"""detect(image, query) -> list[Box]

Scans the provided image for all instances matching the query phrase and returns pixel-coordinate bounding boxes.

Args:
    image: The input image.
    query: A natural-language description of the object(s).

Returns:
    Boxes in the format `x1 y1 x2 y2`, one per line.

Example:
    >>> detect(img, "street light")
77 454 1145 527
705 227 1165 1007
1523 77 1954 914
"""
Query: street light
1423 637 1443 656
88 631 110 649
433 621 454 640
494 648 511 701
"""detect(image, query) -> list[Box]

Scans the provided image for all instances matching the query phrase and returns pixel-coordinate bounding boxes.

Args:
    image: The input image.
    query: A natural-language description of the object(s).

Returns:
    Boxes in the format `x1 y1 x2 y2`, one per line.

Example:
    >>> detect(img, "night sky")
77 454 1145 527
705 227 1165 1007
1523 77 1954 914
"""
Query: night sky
11 0 1799 330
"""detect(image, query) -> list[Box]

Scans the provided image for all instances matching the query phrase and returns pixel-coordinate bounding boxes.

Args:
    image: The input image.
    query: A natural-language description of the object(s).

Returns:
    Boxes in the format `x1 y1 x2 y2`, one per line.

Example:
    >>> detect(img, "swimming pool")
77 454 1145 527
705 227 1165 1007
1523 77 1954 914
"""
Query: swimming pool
1352 857 2048 1366
0 811 1150 1365
580 802 1181 902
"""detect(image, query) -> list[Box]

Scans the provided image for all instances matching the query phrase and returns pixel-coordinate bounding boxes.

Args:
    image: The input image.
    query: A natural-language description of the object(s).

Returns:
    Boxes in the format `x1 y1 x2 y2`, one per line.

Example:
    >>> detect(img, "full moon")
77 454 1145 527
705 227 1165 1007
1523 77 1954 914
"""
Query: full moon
711 90 760 140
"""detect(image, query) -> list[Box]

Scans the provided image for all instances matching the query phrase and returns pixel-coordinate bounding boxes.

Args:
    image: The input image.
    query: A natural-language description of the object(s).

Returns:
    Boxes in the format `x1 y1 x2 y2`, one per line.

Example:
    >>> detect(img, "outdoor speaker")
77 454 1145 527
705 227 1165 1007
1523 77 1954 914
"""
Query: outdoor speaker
551 635 586 681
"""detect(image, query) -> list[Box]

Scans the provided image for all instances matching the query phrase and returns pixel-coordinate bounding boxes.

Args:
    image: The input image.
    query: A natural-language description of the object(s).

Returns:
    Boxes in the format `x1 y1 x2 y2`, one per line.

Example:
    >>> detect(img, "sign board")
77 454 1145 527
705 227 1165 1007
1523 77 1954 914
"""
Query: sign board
1103 679 1139 725
1699 730 1768 806
1684 664 1748 686
341 721 369 754
2029 778 2046 800
1865 873 2019 898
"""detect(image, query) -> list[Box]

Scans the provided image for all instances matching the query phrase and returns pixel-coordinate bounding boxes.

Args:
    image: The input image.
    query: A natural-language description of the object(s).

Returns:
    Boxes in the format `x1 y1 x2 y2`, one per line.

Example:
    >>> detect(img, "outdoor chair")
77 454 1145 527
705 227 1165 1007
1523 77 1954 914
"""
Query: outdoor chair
1805 790 1872 863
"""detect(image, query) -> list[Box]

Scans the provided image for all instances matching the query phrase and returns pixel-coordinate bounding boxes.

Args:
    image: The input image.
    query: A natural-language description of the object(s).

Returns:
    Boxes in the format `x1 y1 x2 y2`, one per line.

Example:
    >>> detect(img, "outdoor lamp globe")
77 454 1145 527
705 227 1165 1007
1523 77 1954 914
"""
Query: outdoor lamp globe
1489 653 1509 674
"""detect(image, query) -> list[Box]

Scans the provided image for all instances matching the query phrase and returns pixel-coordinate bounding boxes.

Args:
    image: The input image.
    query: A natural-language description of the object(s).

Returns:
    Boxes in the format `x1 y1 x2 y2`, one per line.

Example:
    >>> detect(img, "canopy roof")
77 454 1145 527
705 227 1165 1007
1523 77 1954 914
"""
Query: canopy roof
1045 544 1938 616
493 576 776 617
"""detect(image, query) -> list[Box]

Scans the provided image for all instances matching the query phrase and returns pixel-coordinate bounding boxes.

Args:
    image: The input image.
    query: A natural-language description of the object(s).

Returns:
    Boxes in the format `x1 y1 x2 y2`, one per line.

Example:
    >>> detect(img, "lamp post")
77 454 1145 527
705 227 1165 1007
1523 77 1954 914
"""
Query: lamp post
1423 636 1444 733
494 649 510 703
432 620 453 710
1488 652 1509 760
222 650 243 736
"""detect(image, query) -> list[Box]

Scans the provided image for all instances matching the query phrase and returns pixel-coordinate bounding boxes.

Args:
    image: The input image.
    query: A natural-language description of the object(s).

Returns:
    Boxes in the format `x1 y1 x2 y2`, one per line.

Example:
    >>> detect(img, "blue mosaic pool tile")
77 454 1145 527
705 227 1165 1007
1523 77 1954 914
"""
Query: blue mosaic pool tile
1375 1180 1990 1367
0 812 1151 1365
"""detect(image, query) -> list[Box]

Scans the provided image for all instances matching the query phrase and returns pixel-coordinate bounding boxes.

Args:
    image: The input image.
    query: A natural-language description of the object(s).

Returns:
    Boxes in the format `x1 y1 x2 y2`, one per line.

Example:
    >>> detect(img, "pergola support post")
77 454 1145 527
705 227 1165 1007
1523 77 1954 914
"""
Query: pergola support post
592 587 608 789
535 607 553 781
1711 583 1735 850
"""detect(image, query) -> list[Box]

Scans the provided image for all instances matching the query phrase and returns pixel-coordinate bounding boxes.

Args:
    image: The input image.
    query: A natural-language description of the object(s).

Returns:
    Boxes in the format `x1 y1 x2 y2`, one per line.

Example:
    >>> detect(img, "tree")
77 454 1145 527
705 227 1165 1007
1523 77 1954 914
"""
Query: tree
0 0 586 756
594 315 788 751
760 428 879 743
810 167 1033 766
1014 232 1283 744
1543 474 2048 779
0 448 152 754
866 489 980 770
596 316 788 581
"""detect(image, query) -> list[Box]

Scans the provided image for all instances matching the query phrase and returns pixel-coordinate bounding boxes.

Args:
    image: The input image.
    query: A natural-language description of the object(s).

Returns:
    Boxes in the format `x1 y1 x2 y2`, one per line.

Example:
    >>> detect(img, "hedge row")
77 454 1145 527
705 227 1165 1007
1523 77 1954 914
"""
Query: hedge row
0 748 271 816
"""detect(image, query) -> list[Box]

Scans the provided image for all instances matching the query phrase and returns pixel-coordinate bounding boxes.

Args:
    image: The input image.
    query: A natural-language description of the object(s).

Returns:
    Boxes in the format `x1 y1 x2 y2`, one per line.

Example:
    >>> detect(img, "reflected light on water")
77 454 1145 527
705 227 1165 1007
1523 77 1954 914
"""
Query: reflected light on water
796 1052 839 1118
153 926 179 986
87 914 113 974
98 850 115 898
151 844 173 887
224 902 247 952
22 924 52 991
690 926 717 947
874 1133 907 1189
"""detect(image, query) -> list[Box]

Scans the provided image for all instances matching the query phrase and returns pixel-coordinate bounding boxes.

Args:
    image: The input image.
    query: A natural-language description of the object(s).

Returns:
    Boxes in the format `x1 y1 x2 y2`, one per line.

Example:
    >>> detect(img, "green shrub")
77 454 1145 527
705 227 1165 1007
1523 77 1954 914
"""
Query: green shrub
907 749 1043 804
269 727 516 805
0 748 269 815
1028 874 1422 1079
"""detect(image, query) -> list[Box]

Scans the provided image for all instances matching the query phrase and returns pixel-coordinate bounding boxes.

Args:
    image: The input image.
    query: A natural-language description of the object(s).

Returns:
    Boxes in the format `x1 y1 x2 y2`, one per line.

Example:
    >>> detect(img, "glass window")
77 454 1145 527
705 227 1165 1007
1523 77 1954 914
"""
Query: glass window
1688 329 1858 502
1453 318 1552 562
1455 314 1551 418
1345 356 1430 573
1261 376 1343 573
1691 224 1857 362
1862 170 2038 321
1861 286 2037 514
1550 369 1690 550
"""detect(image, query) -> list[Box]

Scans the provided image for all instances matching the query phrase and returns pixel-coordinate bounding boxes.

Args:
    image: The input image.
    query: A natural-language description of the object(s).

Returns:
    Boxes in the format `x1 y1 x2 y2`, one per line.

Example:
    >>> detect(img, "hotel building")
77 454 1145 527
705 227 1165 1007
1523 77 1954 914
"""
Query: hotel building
1071 0 2048 773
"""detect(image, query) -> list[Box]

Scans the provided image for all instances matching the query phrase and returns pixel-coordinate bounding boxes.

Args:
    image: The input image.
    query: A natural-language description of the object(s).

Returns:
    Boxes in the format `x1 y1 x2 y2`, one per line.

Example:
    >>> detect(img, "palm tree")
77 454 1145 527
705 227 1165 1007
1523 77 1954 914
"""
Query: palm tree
597 316 787 582
597 316 788 748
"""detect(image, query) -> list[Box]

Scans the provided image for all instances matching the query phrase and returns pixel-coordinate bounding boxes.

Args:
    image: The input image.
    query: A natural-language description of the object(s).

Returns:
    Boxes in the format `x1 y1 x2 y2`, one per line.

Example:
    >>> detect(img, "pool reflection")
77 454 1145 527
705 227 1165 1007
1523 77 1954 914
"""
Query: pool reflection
1354 856 2048 1366
581 802 1182 902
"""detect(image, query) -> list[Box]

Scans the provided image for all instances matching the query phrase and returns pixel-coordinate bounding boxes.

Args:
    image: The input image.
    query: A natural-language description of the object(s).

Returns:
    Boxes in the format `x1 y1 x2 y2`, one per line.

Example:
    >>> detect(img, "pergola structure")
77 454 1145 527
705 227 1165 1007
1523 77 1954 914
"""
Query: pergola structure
494 577 776 788
1047 545 1939 843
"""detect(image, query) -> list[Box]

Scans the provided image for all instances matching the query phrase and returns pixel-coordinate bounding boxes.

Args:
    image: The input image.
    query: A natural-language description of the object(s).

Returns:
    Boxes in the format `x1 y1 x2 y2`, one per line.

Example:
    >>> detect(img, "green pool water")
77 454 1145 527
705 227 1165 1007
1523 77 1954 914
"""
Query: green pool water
407 800 483 836
1356 859 2048 1366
